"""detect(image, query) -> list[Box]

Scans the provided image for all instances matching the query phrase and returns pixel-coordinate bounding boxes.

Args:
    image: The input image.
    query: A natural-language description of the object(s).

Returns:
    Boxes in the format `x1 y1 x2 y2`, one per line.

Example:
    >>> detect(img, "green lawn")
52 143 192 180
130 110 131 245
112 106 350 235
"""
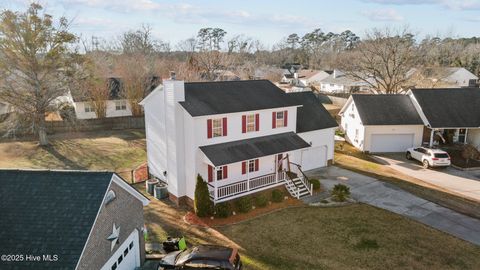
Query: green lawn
218 205 480 270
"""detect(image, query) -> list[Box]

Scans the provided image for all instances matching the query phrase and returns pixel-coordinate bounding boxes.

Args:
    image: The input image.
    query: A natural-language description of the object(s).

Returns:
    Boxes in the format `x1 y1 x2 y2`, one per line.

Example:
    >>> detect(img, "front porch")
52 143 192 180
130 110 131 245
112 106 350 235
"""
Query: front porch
208 171 288 202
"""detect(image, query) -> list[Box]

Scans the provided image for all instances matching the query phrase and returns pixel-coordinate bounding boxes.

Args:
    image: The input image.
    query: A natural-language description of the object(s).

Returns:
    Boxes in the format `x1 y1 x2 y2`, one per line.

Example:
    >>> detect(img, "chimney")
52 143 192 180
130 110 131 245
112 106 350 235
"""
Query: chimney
294 72 298 80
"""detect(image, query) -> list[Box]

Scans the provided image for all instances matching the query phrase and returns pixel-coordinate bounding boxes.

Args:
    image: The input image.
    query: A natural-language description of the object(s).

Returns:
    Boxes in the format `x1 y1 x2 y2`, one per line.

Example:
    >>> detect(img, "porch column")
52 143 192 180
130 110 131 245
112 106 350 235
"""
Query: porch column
429 129 435 147
214 167 218 201
247 161 250 191
275 155 279 183
465 129 469 144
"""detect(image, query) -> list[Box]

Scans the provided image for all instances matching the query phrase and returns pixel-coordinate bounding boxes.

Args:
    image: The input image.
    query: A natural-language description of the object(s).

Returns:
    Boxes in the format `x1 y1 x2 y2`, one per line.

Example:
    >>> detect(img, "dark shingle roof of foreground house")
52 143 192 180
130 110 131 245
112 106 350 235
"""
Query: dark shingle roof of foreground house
288 92 338 133
200 132 310 166
0 170 113 269
410 88 480 128
179 80 302 116
351 94 424 125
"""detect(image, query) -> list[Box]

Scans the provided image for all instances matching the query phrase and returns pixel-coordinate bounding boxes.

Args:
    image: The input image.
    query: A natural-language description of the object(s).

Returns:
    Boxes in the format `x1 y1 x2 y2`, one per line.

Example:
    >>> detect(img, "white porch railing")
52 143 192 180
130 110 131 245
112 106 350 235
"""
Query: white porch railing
208 171 287 202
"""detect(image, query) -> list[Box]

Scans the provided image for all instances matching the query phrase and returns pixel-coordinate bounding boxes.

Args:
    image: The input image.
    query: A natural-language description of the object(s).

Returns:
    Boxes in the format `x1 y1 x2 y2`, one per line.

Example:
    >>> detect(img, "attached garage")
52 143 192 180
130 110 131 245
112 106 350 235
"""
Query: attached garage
370 134 414 153
301 145 327 171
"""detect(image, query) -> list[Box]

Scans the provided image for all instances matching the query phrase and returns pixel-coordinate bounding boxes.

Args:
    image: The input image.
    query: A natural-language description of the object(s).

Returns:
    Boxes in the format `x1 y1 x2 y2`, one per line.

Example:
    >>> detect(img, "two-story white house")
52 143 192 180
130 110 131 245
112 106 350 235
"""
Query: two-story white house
140 77 337 206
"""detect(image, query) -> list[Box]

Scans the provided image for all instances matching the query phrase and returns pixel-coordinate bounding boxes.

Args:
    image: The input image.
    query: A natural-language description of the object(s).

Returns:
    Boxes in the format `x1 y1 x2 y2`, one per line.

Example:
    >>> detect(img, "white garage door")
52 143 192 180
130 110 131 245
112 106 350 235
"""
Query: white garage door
301 146 327 171
101 229 140 270
370 134 414 153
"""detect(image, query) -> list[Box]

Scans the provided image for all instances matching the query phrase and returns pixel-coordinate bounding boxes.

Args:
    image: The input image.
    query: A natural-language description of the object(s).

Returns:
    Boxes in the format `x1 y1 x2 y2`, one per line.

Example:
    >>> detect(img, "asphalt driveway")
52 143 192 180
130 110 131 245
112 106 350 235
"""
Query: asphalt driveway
373 154 480 202
305 166 480 246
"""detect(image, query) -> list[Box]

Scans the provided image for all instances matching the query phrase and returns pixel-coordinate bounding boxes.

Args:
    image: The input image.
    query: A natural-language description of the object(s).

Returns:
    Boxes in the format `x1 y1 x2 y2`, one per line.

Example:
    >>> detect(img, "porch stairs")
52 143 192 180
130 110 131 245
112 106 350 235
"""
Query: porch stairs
284 168 313 199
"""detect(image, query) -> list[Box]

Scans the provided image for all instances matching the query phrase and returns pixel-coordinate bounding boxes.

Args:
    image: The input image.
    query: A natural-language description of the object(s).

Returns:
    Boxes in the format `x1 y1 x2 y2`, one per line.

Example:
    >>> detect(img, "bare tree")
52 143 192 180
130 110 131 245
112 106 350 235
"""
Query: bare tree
120 24 169 55
0 3 79 145
338 27 417 94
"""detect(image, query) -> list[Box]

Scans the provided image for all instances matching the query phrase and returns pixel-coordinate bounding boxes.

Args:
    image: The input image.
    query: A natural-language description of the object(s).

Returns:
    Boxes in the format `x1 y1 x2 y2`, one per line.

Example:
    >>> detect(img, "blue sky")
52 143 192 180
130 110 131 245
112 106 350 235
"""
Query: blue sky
4 0 480 48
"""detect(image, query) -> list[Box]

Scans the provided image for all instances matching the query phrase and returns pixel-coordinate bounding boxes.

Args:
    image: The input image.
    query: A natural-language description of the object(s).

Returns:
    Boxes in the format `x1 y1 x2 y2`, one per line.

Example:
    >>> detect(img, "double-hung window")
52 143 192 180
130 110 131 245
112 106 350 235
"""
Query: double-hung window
272 111 288 128
242 113 259 133
84 103 94 113
115 100 127 111
242 159 259 174
207 117 227 138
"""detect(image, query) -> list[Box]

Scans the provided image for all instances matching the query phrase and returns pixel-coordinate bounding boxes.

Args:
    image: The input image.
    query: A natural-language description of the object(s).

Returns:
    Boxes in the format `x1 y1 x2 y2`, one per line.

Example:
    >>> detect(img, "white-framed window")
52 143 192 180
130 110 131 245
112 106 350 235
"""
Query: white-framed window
84 102 94 113
212 119 223 137
246 114 256 132
248 159 259 172
276 111 285 128
216 166 227 180
115 100 127 111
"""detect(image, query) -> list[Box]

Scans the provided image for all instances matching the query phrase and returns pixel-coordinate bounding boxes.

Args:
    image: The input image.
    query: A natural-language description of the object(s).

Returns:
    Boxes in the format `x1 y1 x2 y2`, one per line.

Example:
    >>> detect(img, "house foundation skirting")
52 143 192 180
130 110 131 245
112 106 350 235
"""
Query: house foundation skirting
168 193 194 209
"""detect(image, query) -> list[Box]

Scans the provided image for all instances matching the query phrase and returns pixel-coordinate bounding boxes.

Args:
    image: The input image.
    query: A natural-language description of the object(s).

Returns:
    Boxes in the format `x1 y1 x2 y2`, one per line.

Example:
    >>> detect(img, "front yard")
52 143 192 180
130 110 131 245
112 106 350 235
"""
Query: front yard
139 182 480 270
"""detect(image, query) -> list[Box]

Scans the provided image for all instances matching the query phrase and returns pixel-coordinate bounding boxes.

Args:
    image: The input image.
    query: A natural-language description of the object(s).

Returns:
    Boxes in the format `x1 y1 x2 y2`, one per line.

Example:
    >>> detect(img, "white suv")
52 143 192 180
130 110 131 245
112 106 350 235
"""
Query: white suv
406 147 451 168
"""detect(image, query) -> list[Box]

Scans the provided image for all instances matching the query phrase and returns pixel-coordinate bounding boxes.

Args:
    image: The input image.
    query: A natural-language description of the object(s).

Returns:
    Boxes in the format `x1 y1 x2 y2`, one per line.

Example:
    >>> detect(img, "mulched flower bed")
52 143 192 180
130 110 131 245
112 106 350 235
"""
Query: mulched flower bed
184 196 303 227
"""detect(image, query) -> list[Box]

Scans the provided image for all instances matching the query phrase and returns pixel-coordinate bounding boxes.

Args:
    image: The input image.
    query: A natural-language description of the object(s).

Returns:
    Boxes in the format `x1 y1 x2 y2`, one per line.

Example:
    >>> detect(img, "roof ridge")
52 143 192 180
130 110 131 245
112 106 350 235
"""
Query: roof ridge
185 79 269 85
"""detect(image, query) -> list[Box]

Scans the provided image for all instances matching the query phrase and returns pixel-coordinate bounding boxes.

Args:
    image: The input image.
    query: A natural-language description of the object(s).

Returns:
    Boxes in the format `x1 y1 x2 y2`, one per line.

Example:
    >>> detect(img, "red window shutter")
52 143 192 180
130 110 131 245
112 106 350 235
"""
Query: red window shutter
284 110 288 127
242 161 246 174
272 112 276 128
223 166 228 179
223 117 227 136
255 114 260 131
207 119 212 138
255 159 259 171
242 115 246 133
208 165 213 182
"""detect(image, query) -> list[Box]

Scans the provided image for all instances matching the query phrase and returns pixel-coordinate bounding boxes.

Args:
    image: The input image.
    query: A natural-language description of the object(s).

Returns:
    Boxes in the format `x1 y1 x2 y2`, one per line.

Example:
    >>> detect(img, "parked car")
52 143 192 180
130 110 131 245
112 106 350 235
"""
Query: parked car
157 245 242 270
406 147 451 168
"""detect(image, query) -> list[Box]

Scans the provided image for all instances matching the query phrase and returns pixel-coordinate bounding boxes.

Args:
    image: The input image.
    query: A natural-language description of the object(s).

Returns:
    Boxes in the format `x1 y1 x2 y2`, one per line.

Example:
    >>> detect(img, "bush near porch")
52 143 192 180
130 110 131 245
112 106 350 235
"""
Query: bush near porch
444 144 480 169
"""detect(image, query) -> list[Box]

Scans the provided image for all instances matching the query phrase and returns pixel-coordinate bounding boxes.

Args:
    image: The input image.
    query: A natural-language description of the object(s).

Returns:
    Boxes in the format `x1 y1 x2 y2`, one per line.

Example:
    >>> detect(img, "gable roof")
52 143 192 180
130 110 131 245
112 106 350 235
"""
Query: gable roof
410 88 480 128
179 80 301 116
0 170 115 269
287 92 338 132
200 132 310 166
350 94 424 125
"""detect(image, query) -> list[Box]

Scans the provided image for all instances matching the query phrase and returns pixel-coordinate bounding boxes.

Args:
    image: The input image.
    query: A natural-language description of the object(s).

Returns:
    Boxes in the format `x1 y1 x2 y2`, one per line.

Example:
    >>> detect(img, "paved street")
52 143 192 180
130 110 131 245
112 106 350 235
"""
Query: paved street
305 166 480 246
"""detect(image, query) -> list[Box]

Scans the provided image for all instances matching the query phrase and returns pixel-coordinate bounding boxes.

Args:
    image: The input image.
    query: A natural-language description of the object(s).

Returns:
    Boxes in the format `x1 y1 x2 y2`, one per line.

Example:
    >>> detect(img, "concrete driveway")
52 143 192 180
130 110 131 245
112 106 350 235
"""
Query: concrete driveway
373 154 480 202
305 166 480 246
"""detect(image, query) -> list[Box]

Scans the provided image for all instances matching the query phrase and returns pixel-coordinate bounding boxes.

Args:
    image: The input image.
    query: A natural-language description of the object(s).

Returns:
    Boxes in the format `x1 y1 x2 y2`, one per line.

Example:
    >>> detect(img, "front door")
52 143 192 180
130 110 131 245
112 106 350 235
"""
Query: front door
277 154 283 172
458 129 467 143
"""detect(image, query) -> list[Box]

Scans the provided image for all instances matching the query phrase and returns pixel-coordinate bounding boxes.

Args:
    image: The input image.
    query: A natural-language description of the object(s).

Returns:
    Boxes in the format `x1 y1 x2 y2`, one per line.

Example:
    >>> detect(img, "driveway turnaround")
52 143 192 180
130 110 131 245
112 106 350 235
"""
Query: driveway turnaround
373 154 480 202
306 166 480 246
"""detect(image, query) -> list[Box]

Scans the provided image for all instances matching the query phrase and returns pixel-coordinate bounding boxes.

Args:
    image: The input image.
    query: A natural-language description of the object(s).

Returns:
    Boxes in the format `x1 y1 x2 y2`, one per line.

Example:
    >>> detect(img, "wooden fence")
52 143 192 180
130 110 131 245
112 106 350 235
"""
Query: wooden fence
45 116 145 134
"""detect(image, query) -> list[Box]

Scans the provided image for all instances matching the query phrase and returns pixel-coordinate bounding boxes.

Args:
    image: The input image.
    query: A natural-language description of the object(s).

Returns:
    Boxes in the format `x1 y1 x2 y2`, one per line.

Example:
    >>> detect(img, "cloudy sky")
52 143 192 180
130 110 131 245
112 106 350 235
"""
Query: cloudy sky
5 0 480 48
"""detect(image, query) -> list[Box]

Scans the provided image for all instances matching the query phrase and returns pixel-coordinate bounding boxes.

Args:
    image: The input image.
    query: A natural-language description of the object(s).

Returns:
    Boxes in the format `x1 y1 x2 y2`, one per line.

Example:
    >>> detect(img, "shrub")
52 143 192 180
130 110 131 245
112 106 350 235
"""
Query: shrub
234 196 253 213
194 174 213 217
254 194 268 208
214 202 232 218
271 189 284 203
59 104 76 122
331 184 350 202
309 178 321 190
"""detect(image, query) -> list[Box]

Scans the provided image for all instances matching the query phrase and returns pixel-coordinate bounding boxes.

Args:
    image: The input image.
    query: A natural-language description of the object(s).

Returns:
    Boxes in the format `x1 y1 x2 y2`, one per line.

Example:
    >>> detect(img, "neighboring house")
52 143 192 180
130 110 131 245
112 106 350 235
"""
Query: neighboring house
339 95 424 153
0 101 13 116
0 169 149 270
71 77 159 119
140 78 337 205
407 67 479 88
340 88 480 152
281 70 332 87
320 70 370 93
407 88 480 148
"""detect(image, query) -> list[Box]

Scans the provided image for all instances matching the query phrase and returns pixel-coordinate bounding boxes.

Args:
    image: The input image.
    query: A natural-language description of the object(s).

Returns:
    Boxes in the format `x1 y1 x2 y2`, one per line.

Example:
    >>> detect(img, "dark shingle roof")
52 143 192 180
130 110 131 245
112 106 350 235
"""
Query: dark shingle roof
411 88 480 128
288 92 338 133
179 80 301 116
200 132 310 166
351 94 424 125
0 170 113 269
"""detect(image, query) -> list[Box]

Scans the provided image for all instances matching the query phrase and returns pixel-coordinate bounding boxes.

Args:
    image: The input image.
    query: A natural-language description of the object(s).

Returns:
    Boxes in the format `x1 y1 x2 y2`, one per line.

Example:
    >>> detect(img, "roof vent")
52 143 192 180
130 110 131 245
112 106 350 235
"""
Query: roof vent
104 190 116 205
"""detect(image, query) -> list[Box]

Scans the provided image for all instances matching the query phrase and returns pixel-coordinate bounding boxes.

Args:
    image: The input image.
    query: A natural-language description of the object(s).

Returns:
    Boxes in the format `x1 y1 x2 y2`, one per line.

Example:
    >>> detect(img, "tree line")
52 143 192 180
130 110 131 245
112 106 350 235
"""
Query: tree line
1 3 479 145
